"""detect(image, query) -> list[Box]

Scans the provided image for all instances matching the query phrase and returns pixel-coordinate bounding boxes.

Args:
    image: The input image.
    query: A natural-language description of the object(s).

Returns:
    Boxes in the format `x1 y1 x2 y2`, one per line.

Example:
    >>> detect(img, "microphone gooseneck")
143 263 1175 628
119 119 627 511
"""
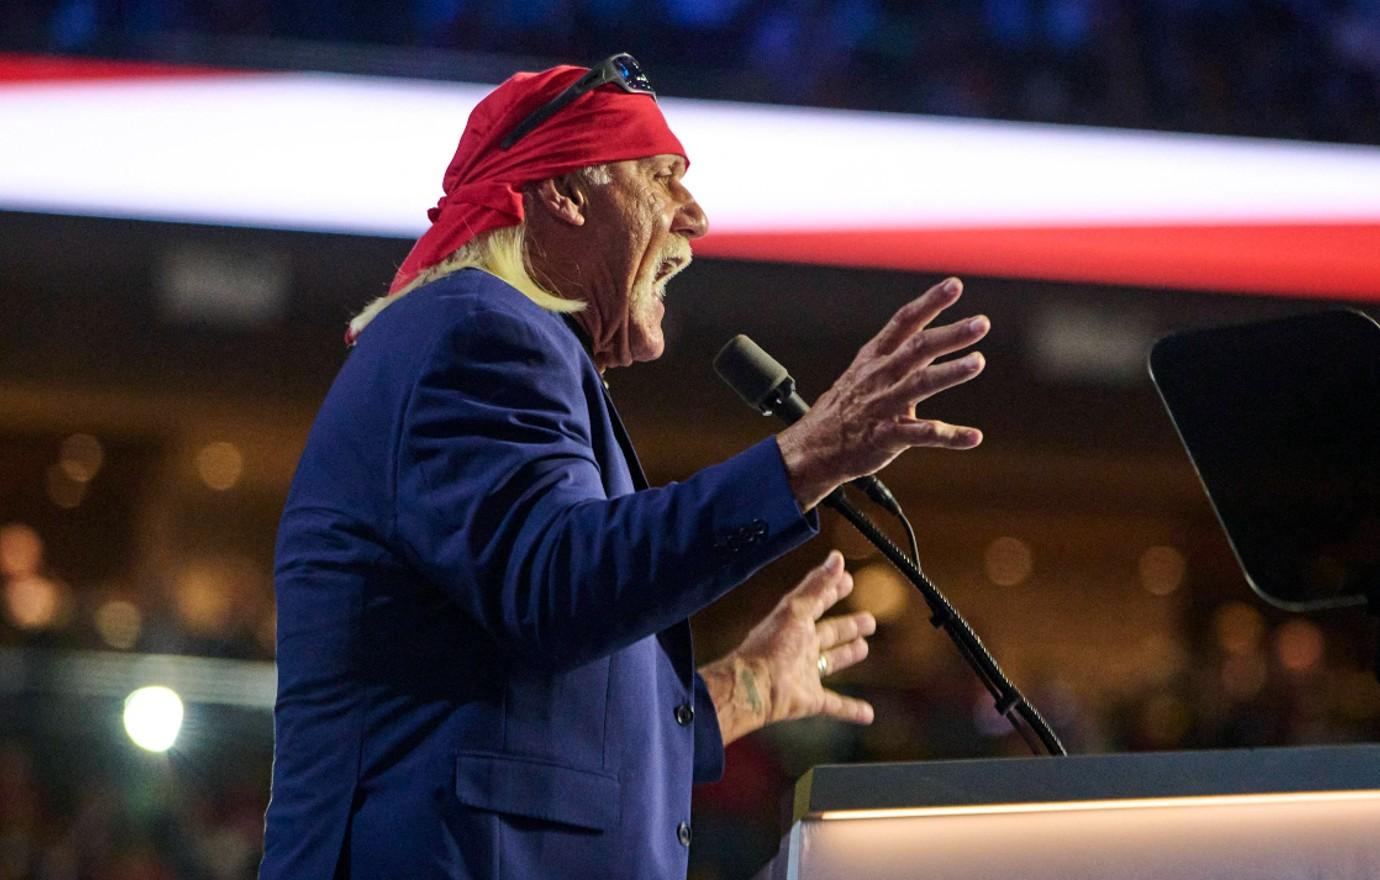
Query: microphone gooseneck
714 333 1067 758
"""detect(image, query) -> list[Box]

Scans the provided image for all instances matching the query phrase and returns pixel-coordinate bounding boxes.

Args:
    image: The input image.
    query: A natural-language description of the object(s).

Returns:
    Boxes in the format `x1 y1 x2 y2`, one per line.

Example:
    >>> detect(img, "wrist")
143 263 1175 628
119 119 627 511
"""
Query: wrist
775 427 840 512
699 653 773 746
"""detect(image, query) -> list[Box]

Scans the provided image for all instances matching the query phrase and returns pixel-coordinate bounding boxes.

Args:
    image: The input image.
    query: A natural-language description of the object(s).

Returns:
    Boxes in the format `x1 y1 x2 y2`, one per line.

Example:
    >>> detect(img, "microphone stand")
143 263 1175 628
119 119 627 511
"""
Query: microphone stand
823 488 1068 758
715 340 1067 757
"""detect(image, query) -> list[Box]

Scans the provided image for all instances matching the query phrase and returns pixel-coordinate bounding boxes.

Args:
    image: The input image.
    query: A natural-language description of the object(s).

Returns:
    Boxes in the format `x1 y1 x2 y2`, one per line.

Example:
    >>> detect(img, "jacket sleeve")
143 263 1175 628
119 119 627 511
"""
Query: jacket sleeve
394 306 818 669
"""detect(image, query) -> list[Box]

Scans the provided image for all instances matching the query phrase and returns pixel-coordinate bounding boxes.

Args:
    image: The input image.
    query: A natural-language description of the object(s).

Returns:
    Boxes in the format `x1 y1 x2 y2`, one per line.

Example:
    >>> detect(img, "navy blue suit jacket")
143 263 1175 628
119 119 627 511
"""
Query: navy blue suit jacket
261 270 817 879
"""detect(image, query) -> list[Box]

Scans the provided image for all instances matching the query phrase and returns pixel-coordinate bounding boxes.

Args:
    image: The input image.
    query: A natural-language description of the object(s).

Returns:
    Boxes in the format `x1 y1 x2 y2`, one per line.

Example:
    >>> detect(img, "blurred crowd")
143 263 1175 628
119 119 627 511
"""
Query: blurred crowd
3 556 1378 878
4 441 1380 878
1 0 1377 143
0 719 269 880
0 658 1374 880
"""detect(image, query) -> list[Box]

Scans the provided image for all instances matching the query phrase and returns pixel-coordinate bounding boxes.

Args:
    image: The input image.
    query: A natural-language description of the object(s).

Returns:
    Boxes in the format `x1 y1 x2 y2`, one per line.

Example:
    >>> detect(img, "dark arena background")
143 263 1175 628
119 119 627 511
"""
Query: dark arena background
2 4 1379 879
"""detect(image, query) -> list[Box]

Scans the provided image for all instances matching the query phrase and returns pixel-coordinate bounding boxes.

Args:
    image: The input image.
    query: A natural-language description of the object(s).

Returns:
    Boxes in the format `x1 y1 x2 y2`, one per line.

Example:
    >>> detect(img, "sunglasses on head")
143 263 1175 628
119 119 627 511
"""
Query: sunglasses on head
499 53 656 150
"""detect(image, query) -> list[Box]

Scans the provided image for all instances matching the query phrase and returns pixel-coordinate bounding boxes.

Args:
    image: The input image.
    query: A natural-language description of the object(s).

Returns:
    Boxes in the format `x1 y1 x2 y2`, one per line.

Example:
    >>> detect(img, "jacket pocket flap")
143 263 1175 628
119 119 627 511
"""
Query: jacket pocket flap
454 751 620 831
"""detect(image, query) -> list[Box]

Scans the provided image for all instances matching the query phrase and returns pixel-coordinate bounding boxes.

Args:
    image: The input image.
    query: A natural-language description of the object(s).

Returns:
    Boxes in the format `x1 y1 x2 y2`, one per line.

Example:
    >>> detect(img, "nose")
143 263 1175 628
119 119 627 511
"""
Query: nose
672 186 708 240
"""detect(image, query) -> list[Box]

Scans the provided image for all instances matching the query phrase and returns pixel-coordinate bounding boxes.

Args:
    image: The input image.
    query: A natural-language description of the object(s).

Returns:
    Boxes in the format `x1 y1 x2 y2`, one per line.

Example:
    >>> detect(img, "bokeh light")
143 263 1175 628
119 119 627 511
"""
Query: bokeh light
1138 545 1186 596
45 465 86 509
1274 620 1325 673
4 575 64 630
195 441 244 491
122 686 184 752
173 561 237 636
0 523 44 578
849 563 910 624
1213 602 1265 655
94 600 143 650
983 537 1033 587
58 433 104 483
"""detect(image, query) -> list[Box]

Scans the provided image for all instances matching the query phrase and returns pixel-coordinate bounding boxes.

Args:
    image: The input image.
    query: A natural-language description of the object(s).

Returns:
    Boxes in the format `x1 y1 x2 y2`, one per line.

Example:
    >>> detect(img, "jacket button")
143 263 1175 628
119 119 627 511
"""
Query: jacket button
674 703 694 726
676 821 692 847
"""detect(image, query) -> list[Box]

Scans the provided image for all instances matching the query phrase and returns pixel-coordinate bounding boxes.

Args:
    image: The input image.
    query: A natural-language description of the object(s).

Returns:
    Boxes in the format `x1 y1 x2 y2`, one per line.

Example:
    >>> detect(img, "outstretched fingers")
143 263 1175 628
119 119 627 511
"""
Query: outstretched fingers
888 417 983 449
821 636 870 676
789 551 852 620
821 689 875 725
887 314 990 374
886 350 986 409
817 612 876 650
867 277 965 357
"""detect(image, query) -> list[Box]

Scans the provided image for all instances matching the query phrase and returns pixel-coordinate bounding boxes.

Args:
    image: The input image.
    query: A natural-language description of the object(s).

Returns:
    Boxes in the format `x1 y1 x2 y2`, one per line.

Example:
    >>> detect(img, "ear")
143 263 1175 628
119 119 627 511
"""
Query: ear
528 174 588 227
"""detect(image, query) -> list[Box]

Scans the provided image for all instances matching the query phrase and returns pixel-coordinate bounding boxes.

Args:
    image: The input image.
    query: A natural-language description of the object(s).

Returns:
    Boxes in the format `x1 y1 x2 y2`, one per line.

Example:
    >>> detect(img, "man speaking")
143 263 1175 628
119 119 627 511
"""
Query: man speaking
260 54 989 879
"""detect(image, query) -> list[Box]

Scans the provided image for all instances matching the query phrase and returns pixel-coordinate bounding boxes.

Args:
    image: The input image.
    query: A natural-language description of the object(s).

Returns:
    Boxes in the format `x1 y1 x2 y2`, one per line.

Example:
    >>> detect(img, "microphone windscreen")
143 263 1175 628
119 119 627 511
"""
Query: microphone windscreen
714 335 790 410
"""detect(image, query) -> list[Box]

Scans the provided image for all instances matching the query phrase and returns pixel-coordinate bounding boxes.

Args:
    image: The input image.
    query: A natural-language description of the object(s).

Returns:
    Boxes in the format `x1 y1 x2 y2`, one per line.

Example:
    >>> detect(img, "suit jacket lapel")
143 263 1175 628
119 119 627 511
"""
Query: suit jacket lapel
560 317 692 678
601 387 649 492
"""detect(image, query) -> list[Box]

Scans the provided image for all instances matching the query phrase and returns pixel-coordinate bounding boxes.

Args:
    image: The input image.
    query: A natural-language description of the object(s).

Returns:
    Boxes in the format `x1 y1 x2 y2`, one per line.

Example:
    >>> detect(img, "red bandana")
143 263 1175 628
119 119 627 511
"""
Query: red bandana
387 64 689 296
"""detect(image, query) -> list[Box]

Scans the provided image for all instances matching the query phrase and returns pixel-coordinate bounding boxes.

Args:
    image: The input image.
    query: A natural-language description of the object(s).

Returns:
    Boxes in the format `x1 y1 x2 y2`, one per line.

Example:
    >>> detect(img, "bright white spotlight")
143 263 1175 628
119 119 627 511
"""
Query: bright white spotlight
122 685 184 752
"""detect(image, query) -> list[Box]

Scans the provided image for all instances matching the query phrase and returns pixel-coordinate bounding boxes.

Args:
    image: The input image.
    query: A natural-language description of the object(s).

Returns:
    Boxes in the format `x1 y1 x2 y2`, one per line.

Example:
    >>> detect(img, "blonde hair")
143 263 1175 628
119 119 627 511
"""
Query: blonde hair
348 166 613 341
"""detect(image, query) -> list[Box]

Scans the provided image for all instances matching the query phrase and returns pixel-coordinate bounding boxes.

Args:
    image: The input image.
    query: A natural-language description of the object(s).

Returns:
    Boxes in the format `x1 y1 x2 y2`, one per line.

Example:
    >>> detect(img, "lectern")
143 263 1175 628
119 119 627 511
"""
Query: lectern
753 745 1380 879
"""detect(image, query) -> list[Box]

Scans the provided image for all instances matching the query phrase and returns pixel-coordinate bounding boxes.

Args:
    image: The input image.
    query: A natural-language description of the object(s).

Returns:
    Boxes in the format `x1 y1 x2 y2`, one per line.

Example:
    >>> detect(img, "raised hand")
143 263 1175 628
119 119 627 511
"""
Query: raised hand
776 277 989 510
700 551 876 745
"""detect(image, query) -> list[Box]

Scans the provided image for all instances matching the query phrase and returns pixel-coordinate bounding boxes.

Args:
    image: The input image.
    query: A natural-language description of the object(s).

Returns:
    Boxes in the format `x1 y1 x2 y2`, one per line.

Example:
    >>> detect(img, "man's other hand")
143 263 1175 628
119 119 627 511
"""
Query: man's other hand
701 551 876 746
776 276 989 510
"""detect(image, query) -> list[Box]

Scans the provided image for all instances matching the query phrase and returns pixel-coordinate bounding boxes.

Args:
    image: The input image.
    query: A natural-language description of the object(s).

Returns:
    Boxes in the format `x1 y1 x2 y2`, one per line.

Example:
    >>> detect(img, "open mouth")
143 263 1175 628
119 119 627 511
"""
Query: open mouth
655 257 686 284
649 243 694 302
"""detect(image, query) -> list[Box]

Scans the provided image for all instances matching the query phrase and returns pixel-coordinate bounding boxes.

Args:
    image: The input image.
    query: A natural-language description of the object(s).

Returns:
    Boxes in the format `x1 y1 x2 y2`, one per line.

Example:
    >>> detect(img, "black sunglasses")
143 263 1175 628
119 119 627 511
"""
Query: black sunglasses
499 53 656 150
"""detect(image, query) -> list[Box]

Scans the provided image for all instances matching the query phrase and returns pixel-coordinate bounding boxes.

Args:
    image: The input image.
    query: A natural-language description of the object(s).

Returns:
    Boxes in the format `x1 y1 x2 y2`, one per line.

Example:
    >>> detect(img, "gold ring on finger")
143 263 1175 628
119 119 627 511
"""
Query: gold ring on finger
817 655 829 677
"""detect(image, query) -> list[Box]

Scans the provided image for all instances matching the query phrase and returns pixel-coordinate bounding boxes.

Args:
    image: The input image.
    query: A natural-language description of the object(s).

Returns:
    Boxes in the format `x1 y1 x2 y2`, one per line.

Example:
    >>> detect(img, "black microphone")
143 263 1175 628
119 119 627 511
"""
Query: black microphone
713 334 902 516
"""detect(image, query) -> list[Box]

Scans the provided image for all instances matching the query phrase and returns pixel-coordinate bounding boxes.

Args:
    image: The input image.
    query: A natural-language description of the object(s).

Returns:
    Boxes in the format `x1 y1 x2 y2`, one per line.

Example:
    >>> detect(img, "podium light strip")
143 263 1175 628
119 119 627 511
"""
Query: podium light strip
1 53 1378 298
815 789 1380 821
